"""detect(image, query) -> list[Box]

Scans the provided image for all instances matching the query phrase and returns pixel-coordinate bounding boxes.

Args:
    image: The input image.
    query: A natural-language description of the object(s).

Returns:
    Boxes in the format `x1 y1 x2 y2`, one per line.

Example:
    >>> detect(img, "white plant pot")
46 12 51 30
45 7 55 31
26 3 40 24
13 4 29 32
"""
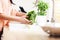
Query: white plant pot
36 16 47 26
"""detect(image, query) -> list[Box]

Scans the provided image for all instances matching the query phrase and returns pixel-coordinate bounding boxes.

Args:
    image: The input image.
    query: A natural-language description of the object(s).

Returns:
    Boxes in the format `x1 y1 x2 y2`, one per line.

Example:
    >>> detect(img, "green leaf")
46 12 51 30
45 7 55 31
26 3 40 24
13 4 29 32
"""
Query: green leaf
37 1 48 16
27 11 36 24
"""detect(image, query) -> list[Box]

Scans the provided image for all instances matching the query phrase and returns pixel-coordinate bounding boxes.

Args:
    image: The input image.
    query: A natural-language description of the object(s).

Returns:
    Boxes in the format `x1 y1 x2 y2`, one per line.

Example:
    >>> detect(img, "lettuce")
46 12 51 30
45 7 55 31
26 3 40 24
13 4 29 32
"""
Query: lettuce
27 11 36 24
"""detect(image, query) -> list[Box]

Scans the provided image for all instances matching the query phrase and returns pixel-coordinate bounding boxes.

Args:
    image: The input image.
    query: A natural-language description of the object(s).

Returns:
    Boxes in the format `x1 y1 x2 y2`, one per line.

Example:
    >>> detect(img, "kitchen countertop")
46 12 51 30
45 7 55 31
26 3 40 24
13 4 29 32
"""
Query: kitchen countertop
1 26 60 40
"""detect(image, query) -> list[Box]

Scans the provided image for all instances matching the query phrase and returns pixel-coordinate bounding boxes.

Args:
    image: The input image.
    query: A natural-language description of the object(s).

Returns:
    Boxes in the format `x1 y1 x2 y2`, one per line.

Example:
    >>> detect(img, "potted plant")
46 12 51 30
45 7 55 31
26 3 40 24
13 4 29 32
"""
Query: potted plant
35 1 48 26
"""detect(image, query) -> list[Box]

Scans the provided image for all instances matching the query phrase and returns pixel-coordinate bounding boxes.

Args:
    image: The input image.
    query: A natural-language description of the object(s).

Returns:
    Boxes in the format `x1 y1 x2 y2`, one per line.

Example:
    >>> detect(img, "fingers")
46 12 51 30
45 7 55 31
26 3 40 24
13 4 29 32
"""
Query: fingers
19 12 26 15
24 18 31 24
21 15 28 18
20 14 28 18
16 12 26 16
20 18 31 24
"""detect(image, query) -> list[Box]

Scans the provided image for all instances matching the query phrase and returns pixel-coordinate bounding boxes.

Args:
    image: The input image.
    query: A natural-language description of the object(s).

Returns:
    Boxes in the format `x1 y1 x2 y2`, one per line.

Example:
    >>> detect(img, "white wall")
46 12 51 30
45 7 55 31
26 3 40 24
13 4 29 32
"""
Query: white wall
12 0 37 12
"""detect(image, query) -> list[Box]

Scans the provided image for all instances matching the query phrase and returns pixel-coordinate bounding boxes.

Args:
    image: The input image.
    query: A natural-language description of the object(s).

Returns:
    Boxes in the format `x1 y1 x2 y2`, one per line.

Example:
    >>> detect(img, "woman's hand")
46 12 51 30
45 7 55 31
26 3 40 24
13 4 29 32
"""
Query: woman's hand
19 18 31 24
21 14 28 18
16 12 29 18
16 12 26 16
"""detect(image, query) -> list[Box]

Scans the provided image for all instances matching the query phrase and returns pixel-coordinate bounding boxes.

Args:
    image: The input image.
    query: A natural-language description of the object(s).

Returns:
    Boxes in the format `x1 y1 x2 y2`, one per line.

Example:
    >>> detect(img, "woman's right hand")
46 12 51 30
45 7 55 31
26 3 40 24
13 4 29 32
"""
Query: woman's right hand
19 18 31 24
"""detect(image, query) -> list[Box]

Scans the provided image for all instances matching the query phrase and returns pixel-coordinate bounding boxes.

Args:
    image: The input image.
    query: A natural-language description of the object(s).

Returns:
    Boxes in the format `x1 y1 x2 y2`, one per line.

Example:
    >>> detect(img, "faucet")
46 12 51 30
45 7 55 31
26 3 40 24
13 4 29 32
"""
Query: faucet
51 0 55 23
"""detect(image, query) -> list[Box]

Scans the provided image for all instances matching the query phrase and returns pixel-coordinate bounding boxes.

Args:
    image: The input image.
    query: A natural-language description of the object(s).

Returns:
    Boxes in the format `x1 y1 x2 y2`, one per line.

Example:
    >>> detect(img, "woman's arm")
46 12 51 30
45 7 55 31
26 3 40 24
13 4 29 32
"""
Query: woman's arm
0 13 31 24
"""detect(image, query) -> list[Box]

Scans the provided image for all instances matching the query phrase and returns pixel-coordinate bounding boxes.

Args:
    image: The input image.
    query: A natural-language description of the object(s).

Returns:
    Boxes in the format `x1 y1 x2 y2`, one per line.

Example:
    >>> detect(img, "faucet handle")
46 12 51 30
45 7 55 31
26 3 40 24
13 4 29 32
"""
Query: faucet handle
51 18 55 23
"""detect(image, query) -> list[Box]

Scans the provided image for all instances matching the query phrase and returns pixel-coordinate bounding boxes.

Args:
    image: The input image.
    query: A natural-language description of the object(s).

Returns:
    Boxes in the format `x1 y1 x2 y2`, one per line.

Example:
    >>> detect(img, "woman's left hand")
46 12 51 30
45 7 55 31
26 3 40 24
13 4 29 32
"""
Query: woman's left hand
21 14 28 18
16 12 28 18
16 12 26 16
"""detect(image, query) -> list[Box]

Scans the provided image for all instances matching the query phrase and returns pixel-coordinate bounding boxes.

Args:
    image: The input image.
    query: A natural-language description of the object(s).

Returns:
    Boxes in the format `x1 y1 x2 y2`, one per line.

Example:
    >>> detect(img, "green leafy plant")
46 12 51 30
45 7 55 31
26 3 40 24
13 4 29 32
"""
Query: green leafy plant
27 11 36 24
37 1 48 16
